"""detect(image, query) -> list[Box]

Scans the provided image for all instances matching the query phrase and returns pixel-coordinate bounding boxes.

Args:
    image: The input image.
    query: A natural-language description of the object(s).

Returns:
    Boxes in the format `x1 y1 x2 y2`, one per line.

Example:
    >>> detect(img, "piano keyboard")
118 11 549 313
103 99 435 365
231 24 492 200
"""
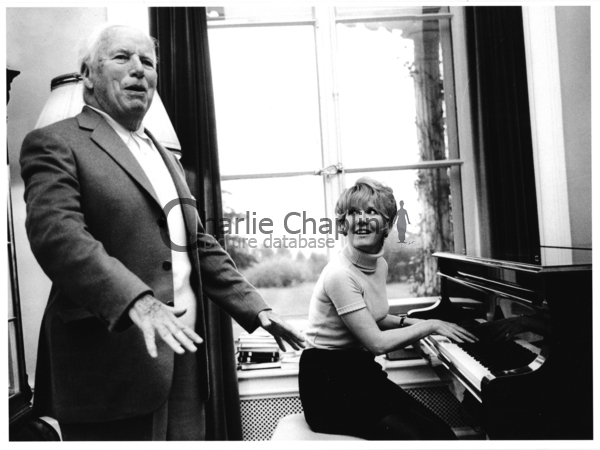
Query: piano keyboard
425 336 540 393
433 338 493 390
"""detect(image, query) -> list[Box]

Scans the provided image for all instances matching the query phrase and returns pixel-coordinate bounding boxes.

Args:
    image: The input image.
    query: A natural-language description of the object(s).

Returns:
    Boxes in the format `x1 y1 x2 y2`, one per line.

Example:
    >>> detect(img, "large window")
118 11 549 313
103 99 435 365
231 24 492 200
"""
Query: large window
207 6 463 335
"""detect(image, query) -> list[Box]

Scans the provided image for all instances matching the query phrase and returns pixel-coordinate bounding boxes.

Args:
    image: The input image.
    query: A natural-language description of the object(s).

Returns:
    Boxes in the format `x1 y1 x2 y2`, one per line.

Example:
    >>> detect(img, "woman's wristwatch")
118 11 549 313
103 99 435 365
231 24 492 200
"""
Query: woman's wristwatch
398 314 407 328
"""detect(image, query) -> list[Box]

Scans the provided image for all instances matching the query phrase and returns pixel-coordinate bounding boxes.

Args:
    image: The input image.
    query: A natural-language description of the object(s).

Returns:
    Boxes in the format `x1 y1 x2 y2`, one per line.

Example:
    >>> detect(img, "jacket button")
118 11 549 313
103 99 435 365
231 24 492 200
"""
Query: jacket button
162 261 172 271
157 216 167 227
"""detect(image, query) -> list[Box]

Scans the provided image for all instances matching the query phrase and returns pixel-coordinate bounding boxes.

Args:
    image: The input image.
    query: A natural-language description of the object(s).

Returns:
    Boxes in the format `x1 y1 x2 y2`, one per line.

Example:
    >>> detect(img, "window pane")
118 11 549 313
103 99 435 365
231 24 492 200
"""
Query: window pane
207 5 314 23
344 168 455 298
208 26 322 176
336 19 449 169
221 176 331 339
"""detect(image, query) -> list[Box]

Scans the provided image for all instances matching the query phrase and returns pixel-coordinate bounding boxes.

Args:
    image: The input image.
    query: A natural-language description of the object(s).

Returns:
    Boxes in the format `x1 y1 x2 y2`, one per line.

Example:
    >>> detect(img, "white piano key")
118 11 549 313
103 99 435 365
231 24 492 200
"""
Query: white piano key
436 341 494 390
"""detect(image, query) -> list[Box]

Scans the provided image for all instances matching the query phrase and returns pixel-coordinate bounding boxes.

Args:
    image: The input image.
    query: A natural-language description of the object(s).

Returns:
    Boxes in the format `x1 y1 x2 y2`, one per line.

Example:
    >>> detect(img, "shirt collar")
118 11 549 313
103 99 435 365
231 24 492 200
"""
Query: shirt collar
86 105 149 142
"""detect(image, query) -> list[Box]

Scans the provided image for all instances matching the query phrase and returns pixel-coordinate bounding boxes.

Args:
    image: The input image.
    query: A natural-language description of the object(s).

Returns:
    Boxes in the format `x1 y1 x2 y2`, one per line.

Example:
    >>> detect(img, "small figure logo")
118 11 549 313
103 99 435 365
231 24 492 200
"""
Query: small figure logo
394 200 413 245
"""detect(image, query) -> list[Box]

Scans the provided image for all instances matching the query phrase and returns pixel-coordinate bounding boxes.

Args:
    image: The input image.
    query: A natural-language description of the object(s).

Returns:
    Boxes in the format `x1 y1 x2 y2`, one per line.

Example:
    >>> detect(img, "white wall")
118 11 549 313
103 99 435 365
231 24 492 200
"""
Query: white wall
522 6 592 266
556 6 592 258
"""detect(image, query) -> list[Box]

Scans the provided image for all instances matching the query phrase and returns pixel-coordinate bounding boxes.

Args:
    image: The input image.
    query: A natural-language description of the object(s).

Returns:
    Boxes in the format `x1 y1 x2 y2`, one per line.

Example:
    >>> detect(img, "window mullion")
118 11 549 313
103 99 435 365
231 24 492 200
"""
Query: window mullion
314 6 344 252
450 6 481 256
344 159 463 173
440 13 465 255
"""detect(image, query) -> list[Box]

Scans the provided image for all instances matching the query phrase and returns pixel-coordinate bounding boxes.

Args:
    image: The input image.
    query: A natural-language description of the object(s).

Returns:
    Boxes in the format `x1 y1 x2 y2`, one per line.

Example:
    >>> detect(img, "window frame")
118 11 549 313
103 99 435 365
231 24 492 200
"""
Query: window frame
208 4 467 264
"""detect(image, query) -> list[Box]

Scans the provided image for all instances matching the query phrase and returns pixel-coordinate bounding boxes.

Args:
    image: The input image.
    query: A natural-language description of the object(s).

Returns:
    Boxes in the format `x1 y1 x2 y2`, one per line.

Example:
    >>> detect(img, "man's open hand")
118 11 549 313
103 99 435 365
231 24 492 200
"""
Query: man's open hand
256 310 306 352
128 294 203 358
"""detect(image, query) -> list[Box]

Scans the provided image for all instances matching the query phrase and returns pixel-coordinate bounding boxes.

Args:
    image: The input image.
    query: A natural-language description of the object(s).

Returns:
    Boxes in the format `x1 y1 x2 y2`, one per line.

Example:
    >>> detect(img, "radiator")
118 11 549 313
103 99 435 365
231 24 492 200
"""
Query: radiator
239 386 481 441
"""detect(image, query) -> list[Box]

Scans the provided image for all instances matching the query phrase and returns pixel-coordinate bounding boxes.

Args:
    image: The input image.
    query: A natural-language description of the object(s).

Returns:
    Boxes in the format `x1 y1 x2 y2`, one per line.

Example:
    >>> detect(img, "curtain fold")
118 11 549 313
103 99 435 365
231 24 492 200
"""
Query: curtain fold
465 6 541 264
149 7 243 440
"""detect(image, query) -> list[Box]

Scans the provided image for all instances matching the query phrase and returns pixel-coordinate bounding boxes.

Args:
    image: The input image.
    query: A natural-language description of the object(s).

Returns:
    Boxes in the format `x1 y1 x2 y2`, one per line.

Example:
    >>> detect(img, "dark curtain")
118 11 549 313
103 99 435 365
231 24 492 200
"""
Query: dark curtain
149 7 243 440
465 7 541 264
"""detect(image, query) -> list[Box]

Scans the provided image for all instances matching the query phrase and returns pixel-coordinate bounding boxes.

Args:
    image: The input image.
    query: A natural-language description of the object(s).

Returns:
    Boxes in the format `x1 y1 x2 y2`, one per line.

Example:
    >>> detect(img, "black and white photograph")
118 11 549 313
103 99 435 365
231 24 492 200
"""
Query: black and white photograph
3 1 596 447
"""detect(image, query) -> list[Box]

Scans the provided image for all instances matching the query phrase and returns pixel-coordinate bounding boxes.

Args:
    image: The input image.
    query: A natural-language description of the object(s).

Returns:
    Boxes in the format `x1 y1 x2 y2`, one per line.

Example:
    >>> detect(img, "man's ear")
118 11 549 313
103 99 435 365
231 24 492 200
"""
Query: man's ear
81 64 94 90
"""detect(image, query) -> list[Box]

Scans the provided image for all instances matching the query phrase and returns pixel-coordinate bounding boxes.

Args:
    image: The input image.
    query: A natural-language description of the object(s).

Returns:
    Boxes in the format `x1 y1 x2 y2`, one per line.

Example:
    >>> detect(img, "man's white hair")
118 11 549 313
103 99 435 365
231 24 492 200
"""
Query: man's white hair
77 23 157 75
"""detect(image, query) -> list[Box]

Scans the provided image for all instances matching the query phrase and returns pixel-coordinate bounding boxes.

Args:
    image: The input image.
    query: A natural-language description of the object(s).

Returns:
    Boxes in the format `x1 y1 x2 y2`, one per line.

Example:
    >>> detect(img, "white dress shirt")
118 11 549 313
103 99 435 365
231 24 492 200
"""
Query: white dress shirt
89 106 197 328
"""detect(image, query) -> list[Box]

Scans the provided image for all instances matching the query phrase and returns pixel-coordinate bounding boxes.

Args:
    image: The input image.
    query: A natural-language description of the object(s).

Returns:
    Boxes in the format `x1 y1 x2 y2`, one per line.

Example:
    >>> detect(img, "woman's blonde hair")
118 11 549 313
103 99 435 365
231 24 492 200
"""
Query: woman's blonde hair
336 177 397 237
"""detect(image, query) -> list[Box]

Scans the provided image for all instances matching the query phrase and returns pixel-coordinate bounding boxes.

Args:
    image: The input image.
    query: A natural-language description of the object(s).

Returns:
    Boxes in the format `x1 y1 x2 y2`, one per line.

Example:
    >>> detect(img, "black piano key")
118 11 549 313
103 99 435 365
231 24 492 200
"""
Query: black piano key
457 341 538 373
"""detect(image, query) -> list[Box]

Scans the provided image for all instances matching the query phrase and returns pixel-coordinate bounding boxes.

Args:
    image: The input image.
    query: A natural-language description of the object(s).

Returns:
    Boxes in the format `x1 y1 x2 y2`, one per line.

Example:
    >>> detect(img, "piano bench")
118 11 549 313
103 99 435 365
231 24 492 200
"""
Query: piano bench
271 413 365 441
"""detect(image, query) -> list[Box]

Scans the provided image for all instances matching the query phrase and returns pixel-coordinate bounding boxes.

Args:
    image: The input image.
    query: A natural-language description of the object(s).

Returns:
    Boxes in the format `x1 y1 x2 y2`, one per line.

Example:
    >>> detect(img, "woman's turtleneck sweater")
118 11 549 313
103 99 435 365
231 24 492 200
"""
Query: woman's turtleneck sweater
304 244 389 350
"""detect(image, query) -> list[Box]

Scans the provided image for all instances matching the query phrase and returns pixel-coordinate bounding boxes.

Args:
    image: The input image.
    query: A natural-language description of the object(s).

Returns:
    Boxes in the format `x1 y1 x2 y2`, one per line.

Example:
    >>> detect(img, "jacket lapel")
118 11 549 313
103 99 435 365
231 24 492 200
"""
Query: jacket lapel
78 107 162 207
78 107 199 250
145 129 199 240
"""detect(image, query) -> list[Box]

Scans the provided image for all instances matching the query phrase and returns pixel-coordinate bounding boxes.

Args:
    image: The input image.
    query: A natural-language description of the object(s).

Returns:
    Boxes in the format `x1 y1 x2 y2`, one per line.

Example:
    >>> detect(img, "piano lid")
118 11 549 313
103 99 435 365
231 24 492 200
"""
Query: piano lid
436 250 591 275
460 244 591 268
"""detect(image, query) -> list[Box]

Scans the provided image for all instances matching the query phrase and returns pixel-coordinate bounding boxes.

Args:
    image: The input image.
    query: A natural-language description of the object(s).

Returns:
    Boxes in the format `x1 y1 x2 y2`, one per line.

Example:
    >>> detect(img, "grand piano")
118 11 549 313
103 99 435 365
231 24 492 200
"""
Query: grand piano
409 252 593 440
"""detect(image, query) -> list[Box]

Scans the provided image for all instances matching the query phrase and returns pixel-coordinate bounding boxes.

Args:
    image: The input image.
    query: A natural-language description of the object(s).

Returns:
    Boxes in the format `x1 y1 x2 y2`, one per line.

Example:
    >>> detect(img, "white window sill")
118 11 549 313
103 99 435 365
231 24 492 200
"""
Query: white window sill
238 350 445 400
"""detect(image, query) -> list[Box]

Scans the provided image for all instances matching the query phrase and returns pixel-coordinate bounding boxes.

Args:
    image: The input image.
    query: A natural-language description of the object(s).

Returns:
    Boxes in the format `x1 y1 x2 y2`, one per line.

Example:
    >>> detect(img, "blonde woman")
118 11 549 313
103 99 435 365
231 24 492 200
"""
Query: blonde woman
299 177 477 440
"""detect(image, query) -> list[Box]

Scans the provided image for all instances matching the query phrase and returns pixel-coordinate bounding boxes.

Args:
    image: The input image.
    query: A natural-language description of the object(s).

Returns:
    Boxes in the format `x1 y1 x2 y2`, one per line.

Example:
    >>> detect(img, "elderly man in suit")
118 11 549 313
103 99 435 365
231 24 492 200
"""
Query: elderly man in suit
20 24 304 440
